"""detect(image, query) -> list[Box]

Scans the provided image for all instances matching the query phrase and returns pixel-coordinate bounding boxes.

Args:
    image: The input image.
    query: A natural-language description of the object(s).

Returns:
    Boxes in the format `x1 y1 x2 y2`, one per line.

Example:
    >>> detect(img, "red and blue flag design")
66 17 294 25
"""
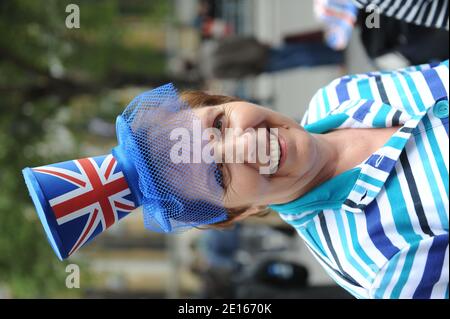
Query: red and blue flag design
23 154 137 259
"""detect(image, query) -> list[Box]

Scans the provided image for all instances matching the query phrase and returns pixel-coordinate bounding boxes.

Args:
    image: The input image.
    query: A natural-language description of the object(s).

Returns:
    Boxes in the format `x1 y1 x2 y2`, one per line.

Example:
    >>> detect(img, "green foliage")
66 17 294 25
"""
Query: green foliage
0 0 172 297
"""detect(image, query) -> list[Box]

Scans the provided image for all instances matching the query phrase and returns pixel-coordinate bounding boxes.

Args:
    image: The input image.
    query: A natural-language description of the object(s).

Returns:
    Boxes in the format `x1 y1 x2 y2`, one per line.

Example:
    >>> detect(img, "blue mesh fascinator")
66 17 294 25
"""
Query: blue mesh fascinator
113 83 228 233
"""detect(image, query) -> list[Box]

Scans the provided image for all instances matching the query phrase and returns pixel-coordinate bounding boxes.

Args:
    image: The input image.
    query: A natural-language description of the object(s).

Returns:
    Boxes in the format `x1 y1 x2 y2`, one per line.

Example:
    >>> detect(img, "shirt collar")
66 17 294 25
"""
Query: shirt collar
270 167 360 216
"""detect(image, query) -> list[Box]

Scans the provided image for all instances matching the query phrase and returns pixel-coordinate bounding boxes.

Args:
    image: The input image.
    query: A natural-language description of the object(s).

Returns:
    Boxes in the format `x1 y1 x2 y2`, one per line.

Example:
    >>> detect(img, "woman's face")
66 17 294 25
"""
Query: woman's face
193 101 317 209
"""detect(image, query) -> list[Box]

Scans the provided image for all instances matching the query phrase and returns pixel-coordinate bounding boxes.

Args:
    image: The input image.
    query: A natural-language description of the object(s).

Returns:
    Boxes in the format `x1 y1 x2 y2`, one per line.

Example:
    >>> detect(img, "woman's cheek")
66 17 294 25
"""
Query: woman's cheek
226 166 263 202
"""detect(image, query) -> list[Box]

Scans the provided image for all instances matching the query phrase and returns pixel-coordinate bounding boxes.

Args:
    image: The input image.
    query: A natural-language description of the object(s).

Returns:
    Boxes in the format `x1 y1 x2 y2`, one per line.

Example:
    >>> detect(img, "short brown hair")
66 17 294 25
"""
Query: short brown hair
180 90 270 229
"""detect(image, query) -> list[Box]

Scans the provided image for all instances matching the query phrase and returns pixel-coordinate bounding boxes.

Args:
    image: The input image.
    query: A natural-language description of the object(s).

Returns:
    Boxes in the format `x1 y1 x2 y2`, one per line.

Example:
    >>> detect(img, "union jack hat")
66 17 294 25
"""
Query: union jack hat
23 84 228 260
22 153 139 260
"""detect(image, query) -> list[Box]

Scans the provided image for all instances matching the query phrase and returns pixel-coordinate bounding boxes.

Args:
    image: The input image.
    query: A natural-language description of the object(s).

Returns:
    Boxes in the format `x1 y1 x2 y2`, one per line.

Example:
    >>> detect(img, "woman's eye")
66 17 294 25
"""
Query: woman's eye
213 115 224 132
214 163 225 189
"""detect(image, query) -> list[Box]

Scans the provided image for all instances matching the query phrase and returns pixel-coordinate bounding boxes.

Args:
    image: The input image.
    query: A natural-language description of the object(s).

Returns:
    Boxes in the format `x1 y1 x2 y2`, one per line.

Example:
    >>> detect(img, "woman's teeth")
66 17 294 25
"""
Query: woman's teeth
268 133 280 174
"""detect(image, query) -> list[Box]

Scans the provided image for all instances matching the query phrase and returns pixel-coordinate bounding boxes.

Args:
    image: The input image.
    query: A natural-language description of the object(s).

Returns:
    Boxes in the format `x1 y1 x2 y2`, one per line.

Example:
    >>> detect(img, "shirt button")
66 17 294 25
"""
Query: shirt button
433 100 449 119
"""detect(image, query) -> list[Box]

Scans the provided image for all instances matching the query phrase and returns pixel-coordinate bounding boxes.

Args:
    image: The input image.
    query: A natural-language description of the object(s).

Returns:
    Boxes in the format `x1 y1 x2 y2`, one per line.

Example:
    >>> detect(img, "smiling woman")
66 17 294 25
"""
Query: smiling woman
181 60 449 299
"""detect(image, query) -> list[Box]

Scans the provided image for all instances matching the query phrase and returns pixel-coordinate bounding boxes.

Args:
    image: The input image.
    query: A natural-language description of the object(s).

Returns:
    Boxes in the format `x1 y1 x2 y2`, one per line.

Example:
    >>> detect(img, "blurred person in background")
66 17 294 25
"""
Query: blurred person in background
208 33 344 79
357 9 449 69
200 0 449 80
190 224 351 298
352 0 449 29
193 0 233 40
315 0 449 68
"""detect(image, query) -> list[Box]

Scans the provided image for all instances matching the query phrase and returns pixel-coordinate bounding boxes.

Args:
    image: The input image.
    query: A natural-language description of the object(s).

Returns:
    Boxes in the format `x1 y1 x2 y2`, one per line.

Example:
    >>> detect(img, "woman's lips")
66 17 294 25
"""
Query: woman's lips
278 133 287 171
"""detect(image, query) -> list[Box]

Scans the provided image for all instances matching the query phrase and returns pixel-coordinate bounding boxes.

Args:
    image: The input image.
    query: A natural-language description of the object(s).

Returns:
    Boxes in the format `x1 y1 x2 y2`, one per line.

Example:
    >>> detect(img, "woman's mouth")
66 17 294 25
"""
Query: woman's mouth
268 132 280 174
278 133 287 171
267 130 287 175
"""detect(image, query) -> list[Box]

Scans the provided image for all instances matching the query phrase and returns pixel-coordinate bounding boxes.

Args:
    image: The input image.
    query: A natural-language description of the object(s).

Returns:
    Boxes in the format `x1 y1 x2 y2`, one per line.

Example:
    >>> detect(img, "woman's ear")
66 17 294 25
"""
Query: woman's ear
234 205 268 222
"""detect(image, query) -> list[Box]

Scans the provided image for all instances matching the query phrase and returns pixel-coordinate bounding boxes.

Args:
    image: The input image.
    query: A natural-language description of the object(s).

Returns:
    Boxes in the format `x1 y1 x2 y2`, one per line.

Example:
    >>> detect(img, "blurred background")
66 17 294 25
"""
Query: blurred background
0 0 447 299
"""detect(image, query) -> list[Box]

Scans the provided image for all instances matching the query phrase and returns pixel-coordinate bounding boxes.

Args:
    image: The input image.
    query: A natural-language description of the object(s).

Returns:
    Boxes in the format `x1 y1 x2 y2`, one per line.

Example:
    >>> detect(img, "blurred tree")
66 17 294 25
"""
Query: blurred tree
0 0 189 297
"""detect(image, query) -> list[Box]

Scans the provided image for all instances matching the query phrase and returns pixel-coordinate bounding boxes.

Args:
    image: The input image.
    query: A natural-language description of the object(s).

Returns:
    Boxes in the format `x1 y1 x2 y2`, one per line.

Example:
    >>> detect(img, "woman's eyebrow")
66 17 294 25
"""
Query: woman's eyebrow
202 106 218 129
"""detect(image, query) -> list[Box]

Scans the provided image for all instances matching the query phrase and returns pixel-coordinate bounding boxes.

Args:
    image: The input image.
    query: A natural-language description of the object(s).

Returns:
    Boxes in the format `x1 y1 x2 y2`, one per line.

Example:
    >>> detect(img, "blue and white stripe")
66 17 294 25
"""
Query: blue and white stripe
272 60 449 298
352 0 449 30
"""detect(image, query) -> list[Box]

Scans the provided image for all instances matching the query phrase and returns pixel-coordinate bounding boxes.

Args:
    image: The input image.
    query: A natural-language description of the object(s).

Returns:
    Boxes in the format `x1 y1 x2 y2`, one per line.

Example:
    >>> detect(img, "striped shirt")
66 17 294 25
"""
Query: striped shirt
353 0 449 30
270 60 449 298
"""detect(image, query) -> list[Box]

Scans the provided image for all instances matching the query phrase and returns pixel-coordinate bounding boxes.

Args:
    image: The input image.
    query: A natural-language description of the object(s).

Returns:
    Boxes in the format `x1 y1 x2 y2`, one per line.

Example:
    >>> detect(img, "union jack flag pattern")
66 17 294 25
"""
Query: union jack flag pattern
23 154 137 259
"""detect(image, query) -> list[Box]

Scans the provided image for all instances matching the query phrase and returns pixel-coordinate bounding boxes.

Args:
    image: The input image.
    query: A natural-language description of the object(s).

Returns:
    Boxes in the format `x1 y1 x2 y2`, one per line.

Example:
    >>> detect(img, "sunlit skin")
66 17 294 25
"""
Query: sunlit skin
193 101 399 220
